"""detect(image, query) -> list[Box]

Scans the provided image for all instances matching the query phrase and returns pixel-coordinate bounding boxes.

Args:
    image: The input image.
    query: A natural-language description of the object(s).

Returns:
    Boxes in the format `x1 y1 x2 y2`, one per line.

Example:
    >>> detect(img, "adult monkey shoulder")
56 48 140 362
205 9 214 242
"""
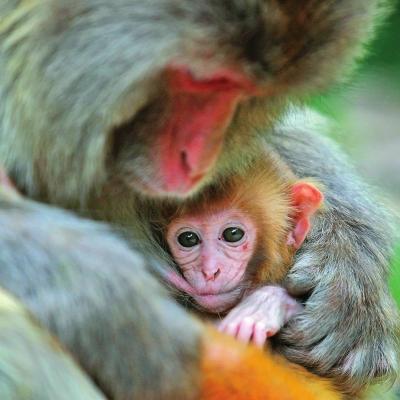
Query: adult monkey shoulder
0 187 105 400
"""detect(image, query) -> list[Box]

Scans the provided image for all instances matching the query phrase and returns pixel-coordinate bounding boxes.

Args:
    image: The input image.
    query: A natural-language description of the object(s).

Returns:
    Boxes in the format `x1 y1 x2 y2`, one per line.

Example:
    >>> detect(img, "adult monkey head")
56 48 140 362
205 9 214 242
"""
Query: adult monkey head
0 1 384 204
113 67 259 195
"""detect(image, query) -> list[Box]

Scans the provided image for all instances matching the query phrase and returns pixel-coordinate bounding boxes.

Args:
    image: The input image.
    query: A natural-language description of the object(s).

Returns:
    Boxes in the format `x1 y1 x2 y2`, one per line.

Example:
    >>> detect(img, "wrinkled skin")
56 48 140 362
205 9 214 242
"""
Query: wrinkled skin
167 208 257 312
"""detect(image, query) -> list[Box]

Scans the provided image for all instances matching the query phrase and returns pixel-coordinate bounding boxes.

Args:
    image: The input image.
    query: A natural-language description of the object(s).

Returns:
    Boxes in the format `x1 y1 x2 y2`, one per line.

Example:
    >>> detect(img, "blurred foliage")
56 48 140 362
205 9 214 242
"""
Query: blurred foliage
309 2 400 305
310 1 400 119
367 2 400 77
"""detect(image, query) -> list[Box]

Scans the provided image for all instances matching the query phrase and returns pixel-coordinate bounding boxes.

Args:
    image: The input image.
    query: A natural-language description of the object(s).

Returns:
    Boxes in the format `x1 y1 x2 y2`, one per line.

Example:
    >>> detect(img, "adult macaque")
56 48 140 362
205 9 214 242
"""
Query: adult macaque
152 155 323 347
0 0 398 399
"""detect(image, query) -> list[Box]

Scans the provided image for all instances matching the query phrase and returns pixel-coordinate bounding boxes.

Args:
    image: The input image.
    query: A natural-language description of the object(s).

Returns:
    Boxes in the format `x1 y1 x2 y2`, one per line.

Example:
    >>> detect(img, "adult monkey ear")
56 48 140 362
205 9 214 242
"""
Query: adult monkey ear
287 181 324 249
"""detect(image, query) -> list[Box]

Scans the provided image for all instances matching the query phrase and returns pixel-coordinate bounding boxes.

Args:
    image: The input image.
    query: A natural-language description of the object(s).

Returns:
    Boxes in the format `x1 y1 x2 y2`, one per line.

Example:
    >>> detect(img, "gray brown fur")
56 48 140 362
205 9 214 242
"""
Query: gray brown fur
0 0 397 398
0 189 201 399
268 110 399 395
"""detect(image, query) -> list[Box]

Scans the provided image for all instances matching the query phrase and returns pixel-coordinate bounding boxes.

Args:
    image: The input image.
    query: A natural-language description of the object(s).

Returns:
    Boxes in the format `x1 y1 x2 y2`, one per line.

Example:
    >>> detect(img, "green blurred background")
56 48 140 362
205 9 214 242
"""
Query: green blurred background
309 3 400 305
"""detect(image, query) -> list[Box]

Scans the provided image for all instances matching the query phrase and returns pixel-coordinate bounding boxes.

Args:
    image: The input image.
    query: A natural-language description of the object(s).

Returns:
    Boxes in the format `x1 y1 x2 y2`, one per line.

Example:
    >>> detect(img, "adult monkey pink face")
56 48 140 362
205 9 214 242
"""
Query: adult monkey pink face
157 69 257 194
113 67 259 197
166 209 257 312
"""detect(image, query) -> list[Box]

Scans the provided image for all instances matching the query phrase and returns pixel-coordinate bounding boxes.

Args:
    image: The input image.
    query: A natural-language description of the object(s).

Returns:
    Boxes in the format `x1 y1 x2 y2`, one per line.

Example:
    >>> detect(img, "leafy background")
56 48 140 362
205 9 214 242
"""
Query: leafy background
309 2 400 305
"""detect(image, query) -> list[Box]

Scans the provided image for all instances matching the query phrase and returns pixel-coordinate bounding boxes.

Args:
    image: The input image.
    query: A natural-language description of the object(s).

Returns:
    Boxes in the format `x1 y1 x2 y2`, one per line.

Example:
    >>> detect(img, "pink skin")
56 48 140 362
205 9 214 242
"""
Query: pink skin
218 286 303 348
166 209 257 312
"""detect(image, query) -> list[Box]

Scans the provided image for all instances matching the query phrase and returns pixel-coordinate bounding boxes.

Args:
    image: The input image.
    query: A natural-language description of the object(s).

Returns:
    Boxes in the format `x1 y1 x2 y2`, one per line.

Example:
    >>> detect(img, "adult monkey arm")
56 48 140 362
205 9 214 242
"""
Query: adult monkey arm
0 188 201 399
0 287 106 400
267 110 399 394
0 189 105 400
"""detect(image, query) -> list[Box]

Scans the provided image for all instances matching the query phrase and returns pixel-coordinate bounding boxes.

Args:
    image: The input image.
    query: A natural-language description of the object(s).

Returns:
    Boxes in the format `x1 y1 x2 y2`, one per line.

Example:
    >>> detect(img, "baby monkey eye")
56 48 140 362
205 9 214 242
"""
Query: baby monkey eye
222 227 245 243
177 231 200 248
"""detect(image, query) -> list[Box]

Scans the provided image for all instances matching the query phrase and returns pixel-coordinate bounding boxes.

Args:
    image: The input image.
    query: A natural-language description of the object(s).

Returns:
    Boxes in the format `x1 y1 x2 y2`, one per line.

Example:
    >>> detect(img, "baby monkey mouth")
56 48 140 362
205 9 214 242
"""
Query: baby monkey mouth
196 287 238 296
192 288 243 313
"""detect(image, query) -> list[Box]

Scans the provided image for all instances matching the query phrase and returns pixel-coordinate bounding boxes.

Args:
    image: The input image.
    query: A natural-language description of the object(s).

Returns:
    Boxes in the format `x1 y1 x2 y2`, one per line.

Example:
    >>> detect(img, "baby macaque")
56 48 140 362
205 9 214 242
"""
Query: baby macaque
153 155 324 347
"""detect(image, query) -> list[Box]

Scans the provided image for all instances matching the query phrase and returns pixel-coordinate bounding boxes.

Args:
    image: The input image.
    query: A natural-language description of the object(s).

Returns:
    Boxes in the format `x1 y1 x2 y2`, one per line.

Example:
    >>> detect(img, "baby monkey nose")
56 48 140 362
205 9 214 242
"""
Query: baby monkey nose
202 268 221 281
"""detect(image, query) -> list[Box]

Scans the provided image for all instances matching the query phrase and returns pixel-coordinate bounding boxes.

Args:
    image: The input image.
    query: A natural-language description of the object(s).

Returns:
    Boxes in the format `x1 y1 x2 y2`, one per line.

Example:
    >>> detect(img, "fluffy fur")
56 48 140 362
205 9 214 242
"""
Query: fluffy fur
0 0 397 398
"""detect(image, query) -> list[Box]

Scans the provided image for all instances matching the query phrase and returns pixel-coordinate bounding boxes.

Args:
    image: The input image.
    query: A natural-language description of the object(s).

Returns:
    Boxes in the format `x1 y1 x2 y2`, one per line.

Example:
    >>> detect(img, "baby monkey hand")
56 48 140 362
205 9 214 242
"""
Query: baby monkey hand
218 286 302 347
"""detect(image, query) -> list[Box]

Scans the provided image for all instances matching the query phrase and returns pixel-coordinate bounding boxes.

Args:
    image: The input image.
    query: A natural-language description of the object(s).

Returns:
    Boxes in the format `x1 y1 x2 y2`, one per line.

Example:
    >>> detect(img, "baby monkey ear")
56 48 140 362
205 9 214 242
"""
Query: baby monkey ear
286 181 324 249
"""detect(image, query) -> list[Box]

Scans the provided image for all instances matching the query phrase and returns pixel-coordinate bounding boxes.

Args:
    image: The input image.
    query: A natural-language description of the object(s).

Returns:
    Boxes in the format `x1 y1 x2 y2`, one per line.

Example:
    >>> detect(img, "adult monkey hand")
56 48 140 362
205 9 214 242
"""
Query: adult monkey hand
0 0 397 399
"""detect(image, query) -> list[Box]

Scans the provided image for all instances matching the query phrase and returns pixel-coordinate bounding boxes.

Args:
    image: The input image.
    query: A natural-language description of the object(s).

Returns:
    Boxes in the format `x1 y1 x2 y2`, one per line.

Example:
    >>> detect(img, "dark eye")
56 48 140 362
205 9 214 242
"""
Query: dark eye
222 227 245 243
177 231 200 248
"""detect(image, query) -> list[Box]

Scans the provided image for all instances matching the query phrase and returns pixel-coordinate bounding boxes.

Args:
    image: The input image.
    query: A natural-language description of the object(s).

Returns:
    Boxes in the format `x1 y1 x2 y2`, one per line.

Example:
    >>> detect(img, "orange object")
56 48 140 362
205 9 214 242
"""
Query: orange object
201 327 341 400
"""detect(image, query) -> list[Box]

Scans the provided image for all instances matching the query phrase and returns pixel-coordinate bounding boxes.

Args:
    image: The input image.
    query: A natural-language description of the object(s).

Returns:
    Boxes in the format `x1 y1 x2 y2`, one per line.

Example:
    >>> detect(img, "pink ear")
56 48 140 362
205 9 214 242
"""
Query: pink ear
286 182 324 249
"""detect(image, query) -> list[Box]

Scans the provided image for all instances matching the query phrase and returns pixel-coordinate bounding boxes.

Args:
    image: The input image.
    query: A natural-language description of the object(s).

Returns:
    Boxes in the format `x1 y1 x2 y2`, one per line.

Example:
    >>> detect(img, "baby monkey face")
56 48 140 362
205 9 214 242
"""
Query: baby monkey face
167 209 257 312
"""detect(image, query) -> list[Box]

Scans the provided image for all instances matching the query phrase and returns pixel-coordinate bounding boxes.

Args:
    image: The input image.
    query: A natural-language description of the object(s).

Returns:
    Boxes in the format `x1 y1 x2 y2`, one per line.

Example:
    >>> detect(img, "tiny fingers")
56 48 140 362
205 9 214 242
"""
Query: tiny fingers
252 322 268 348
236 317 255 343
219 315 280 348
218 321 239 338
